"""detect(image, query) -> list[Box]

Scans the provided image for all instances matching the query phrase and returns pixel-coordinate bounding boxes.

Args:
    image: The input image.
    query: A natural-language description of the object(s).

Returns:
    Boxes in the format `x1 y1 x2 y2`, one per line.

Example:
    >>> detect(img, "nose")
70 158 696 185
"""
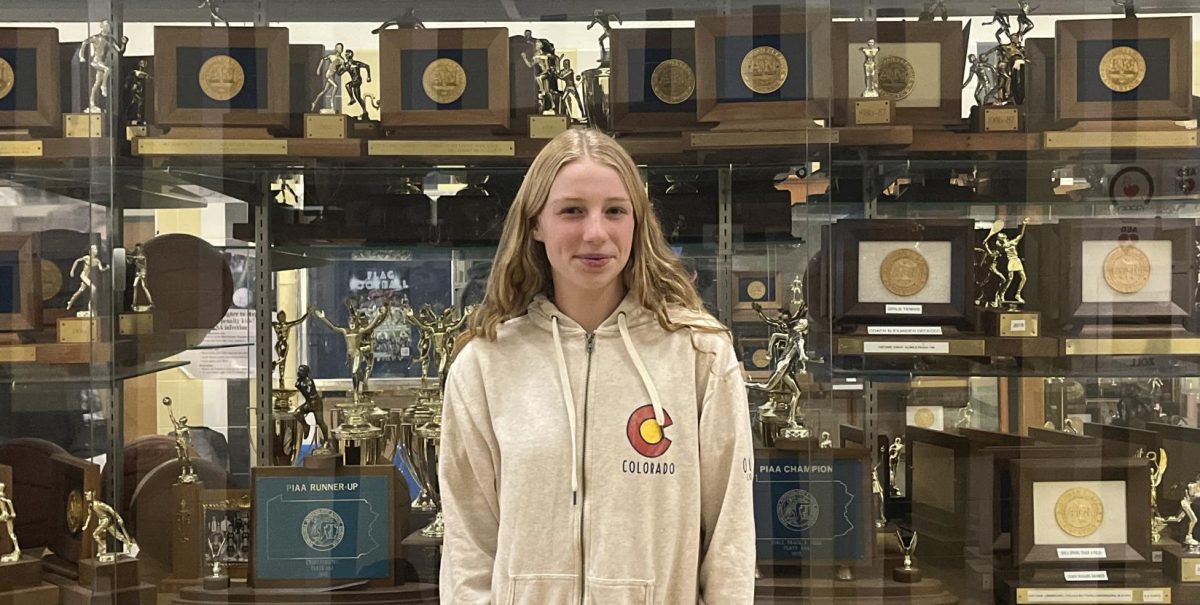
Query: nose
581 212 607 243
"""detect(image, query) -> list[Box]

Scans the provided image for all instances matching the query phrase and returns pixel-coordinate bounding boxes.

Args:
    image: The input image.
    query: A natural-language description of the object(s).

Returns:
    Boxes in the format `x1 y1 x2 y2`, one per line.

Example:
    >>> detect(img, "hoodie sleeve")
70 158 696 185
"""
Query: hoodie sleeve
438 358 501 604
697 341 757 603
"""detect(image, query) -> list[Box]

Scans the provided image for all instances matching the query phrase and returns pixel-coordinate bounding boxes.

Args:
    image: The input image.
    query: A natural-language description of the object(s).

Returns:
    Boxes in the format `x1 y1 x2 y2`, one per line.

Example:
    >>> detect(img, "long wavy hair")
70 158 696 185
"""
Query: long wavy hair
457 128 708 349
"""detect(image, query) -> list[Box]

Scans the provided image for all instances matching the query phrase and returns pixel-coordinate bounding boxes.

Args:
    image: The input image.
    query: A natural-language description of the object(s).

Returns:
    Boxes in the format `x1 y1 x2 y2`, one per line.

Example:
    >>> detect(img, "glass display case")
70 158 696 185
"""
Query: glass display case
2 1 1200 604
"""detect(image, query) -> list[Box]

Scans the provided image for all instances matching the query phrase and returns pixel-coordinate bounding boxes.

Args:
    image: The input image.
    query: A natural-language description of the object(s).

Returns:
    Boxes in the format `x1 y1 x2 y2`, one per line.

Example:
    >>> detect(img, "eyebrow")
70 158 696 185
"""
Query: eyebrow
551 196 631 203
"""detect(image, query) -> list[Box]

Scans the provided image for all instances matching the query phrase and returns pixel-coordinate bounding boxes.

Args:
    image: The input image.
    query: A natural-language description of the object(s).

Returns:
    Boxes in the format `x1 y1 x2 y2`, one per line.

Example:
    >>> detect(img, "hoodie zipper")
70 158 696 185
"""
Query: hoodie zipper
577 332 595 605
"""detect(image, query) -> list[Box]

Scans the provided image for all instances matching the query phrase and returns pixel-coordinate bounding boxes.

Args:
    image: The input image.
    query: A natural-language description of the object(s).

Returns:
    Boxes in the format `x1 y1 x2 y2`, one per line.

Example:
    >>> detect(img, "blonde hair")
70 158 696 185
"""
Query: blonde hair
458 128 709 348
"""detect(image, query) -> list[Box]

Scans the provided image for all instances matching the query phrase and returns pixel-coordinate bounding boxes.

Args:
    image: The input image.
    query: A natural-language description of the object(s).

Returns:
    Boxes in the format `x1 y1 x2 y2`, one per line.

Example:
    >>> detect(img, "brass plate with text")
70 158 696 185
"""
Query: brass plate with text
368 140 515 157
0 140 43 157
136 139 288 156
1045 130 1198 149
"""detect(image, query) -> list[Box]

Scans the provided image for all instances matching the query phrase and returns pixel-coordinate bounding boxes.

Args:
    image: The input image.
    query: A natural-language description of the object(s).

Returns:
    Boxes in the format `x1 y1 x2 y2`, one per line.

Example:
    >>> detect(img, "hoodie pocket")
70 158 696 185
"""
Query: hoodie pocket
585 577 655 605
507 573 576 605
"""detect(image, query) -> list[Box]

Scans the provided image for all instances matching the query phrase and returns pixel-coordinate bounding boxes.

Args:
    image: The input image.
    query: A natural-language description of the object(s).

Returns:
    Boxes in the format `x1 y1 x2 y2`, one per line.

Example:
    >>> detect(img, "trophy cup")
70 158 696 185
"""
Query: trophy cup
203 533 230 589
892 530 922 583
580 10 622 131
396 301 476 539
312 301 391 465
270 309 309 465
748 276 818 445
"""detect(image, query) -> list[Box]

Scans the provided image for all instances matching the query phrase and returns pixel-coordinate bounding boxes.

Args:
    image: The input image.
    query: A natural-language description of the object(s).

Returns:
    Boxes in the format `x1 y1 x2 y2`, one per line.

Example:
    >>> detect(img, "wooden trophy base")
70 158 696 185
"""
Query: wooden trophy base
125 125 148 141
173 580 439 603
528 115 568 139
977 105 1021 133
995 311 1040 338
57 316 109 344
64 114 103 139
854 99 894 126
58 557 154 605
303 113 349 139
118 310 167 336
0 555 46 592
401 530 442 585
201 574 230 590
755 575 956 604
1164 543 1200 582
171 481 205 581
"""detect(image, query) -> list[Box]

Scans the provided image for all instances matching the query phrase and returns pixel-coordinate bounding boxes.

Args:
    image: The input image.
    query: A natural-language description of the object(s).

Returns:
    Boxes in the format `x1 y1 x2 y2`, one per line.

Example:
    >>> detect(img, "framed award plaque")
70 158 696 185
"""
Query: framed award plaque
740 337 772 379
752 448 872 565
610 28 697 131
829 219 976 329
250 465 397 588
153 26 290 128
1054 219 1196 330
906 405 944 431
830 21 966 127
734 270 781 310
1056 16 1192 121
0 28 59 130
1010 458 1150 566
906 427 970 556
379 27 509 129
0 232 41 332
694 11 831 123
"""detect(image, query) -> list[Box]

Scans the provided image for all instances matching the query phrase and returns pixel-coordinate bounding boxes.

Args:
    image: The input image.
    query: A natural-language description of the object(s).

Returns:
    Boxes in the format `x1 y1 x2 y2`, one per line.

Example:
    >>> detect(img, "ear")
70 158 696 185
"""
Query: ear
531 220 544 242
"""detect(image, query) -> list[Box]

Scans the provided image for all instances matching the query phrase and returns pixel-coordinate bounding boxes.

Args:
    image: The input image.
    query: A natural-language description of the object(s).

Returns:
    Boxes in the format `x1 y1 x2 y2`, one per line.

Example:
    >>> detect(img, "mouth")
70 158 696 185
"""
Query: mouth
575 254 614 268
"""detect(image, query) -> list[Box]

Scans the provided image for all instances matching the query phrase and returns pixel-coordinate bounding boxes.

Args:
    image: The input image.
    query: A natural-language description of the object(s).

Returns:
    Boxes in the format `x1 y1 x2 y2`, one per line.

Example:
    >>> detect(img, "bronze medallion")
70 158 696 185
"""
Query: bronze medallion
740 46 788 95
198 54 245 102
422 58 468 105
746 280 768 300
1054 486 1104 538
41 260 63 301
914 407 935 428
0 57 13 101
877 55 915 101
1102 245 1151 294
1099 46 1147 93
751 348 770 368
880 248 930 297
66 489 85 533
650 58 695 105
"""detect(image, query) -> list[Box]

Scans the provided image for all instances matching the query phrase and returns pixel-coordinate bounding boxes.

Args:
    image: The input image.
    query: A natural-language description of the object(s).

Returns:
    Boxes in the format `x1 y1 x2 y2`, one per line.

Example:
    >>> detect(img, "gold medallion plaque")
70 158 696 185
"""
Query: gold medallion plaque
66 489 85 532
0 57 14 101
914 407 935 428
1099 46 1147 93
880 248 930 297
1054 486 1104 538
752 348 770 368
877 55 915 101
1103 245 1152 294
740 46 788 95
41 260 63 301
651 59 695 105
198 55 245 102
422 58 468 105
746 280 768 300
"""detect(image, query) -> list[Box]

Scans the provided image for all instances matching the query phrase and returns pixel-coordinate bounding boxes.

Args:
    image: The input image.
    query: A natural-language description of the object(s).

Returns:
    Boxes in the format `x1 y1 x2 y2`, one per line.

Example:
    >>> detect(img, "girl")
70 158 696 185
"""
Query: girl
439 128 755 603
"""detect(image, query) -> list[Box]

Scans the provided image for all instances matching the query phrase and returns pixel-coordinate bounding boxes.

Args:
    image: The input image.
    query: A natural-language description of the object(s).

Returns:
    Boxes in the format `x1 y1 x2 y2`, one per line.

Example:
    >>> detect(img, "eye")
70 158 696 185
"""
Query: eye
606 206 630 215
558 206 583 215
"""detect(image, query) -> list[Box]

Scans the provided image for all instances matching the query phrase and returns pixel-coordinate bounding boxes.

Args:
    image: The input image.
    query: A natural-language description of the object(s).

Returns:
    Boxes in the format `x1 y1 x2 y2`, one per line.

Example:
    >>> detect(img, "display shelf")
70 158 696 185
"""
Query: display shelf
0 360 188 385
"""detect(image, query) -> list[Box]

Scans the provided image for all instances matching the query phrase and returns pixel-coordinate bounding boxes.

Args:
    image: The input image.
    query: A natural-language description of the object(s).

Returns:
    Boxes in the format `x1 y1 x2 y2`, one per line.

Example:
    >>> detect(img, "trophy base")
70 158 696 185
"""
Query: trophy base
401 530 443 585
993 311 1040 338
64 113 103 139
0 555 43 592
304 113 350 139
977 105 1022 133
302 450 340 470
57 316 108 344
125 125 148 141
853 99 894 126
418 511 445 539
892 566 921 583
1164 543 1200 582
529 115 569 139
201 574 230 591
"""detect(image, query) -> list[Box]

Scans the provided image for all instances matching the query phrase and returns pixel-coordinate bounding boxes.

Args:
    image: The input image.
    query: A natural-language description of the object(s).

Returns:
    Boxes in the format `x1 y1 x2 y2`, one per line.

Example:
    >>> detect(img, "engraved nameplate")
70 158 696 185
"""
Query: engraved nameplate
137 139 289 156
867 326 943 336
368 140 516 157
0 140 43 157
863 341 950 354
884 304 922 315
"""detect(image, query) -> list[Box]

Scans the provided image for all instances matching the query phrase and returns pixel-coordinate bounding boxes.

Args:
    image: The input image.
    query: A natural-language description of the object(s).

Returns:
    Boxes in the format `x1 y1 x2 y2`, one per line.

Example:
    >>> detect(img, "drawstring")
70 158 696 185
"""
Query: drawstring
618 312 666 428
551 316 580 505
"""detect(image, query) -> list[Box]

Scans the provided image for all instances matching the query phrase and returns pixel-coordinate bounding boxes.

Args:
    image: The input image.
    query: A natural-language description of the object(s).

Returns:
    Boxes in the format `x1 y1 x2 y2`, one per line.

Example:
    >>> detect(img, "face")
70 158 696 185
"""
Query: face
533 158 635 302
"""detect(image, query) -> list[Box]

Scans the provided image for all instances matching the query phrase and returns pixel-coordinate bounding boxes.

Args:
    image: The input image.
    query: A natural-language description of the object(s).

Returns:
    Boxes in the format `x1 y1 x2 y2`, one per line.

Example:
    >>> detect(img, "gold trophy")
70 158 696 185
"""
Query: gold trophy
270 309 309 465
83 490 139 562
748 276 817 444
311 302 391 463
396 300 476 538
979 218 1039 337
162 397 198 484
1137 448 1170 543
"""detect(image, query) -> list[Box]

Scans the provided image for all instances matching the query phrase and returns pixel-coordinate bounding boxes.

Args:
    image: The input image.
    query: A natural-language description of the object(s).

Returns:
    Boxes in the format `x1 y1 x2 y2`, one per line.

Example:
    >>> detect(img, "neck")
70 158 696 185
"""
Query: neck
553 283 627 333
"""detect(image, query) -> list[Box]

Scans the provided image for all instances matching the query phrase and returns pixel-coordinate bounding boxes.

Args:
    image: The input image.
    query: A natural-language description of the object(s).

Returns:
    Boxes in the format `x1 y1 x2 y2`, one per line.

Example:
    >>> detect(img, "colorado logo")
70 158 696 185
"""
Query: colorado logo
626 404 673 458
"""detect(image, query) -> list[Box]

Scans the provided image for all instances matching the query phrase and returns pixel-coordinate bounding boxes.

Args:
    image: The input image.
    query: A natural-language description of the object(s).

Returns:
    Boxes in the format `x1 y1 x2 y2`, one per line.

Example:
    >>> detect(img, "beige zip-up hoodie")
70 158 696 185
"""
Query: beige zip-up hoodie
439 292 756 604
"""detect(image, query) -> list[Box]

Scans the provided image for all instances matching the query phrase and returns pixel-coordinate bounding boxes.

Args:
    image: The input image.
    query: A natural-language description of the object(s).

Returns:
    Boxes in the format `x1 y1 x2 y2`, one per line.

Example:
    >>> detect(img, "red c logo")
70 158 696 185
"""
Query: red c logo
626 404 673 458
